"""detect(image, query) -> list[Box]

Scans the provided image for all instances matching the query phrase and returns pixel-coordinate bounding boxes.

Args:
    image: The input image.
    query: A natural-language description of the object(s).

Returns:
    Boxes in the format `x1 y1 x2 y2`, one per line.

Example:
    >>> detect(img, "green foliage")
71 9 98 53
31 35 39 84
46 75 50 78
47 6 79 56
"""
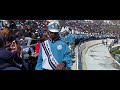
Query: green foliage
112 49 120 54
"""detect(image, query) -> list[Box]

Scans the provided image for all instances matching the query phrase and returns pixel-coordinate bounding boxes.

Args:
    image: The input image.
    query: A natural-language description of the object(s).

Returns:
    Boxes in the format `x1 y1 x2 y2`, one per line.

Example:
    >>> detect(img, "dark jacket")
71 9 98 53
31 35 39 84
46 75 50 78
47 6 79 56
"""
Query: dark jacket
0 48 22 70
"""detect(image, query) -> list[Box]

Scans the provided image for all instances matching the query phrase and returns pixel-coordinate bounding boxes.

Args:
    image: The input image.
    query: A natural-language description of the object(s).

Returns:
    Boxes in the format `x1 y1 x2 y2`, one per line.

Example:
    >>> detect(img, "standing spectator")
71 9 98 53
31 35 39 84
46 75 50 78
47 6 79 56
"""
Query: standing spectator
12 31 22 41
24 29 32 46
34 38 41 57
41 29 49 42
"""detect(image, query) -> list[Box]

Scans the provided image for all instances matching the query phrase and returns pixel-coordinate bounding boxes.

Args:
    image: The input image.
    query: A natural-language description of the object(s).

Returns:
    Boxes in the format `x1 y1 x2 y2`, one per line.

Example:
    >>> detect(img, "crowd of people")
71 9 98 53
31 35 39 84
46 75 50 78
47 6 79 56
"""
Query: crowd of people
0 20 77 70
62 20 120 39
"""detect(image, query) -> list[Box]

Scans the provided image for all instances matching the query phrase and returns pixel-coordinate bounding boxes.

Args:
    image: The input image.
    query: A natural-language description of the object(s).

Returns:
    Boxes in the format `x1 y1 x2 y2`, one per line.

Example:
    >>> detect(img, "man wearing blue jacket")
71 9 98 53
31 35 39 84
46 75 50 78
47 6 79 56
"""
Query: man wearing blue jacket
35 21 73 70
59 27 76 58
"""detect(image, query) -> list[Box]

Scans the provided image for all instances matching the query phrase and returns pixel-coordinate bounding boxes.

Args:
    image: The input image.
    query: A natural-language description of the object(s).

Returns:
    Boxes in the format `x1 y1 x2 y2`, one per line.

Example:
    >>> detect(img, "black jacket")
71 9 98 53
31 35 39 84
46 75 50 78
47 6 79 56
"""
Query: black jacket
0 48 22 70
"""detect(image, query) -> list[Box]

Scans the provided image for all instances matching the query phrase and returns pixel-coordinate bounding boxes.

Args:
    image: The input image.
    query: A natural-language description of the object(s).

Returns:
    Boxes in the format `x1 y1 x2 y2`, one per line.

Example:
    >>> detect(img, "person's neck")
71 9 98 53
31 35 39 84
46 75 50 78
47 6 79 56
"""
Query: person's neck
50 36 60 42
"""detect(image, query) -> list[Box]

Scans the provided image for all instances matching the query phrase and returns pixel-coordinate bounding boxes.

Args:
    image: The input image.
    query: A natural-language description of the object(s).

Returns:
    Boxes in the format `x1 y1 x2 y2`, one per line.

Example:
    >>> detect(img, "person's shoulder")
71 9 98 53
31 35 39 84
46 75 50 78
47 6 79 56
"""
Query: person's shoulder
59 38 65 42
0 48 13 57
0 48 10 52
59 39 68 45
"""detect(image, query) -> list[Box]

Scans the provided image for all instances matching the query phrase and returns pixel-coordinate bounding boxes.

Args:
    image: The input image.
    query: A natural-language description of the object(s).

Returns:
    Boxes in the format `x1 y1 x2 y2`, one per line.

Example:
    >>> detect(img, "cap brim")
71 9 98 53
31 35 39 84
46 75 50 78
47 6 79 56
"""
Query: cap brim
48 29 60 32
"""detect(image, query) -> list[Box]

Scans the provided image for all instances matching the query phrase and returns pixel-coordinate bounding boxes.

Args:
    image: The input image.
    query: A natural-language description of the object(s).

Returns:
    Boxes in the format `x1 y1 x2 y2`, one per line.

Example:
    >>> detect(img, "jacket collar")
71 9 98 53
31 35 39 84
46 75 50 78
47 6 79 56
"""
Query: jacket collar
49 37 60 43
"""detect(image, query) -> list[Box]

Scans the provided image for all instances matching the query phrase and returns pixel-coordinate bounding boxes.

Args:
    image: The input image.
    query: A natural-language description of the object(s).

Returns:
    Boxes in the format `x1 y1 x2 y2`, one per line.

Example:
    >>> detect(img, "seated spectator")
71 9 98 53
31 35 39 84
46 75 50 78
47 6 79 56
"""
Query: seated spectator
0 37 23 70
10 40 22 57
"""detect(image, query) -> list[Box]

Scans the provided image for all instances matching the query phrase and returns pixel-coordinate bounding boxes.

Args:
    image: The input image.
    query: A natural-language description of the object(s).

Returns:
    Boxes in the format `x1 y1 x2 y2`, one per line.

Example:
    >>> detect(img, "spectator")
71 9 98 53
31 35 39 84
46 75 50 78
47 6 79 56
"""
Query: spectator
34 37 41 57
0 37 22 70
24 29 32 46
10 40 21 56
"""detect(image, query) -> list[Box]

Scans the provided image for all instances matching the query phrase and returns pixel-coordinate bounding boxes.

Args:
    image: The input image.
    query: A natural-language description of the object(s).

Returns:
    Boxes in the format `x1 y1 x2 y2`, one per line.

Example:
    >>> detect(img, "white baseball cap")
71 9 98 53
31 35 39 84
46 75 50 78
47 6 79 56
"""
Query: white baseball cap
48 21 61 32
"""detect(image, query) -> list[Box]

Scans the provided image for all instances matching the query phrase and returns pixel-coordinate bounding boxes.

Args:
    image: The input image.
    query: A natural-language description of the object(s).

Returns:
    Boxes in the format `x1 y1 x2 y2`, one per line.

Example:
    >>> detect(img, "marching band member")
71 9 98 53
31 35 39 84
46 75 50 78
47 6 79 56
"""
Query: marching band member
35 21 73 70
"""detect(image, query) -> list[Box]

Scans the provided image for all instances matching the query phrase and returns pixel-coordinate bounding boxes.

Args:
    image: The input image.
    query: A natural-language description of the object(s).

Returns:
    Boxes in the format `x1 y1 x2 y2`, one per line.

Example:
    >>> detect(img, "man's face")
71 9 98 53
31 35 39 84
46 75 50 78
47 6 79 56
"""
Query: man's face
48 31 59 40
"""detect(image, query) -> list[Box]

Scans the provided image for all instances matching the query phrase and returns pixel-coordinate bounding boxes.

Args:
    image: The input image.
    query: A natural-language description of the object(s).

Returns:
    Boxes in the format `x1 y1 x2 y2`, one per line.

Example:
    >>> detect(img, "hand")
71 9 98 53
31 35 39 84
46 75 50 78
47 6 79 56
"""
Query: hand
56 62 66 70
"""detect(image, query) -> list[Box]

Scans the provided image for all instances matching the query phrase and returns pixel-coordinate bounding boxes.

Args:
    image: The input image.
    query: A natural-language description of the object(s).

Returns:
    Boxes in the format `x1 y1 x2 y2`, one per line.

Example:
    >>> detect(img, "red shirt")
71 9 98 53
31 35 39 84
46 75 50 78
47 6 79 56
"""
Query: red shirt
35 42 41 53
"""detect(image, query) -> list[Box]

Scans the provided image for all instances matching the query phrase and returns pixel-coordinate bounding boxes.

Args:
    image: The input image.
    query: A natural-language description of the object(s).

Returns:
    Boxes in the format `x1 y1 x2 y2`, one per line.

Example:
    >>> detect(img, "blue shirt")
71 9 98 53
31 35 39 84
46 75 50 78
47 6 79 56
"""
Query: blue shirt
35 38 73 70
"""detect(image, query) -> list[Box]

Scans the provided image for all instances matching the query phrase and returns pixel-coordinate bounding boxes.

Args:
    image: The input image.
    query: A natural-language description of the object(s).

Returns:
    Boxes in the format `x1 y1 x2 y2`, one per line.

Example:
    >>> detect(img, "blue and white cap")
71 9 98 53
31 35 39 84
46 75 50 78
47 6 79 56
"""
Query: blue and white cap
59 27 66 34
48 21 61 32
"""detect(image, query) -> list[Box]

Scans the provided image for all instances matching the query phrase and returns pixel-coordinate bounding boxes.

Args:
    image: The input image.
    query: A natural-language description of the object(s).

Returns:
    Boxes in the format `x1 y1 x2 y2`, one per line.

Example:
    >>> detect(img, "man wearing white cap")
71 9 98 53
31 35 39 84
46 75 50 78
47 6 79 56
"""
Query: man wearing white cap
35 21 73 70
60 27 76 58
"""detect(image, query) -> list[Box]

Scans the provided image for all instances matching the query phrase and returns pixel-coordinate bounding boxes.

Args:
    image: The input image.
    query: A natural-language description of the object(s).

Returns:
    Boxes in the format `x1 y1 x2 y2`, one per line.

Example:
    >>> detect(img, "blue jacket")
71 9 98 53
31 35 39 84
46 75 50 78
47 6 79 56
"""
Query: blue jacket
35 38 73 70
61 34 76 45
